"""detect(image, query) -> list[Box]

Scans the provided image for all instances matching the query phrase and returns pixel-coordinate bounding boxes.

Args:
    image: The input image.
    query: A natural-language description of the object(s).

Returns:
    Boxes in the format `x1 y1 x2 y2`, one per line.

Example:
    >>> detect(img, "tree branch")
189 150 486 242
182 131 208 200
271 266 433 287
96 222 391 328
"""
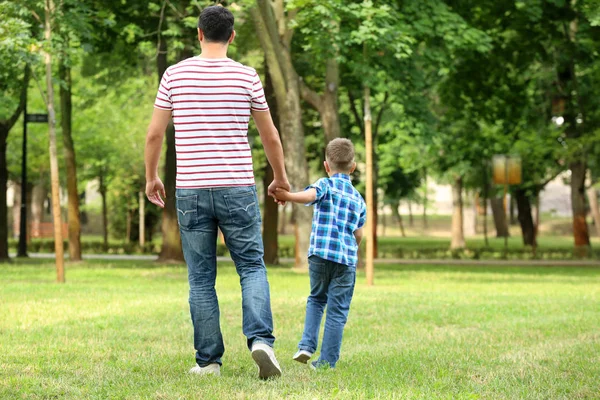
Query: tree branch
251 4 287 103
256 0 288 81
155 0 167 59
283 8 298 47
300 80 322 111
347 89 364 133
373 91 389 139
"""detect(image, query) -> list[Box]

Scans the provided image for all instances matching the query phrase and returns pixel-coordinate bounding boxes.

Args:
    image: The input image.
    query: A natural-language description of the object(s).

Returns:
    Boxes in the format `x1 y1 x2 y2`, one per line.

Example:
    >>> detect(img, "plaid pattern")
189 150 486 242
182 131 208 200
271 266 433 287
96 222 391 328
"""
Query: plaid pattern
305 173 366 268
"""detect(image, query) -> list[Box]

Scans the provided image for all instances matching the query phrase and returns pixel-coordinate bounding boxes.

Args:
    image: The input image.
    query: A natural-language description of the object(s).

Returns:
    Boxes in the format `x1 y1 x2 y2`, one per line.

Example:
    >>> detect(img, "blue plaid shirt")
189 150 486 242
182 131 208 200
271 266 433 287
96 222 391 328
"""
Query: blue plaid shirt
305 173 366 268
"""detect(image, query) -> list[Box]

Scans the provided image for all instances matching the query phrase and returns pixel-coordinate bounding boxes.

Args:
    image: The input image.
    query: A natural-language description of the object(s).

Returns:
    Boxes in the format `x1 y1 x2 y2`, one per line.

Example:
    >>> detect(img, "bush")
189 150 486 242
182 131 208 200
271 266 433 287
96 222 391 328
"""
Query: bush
9 238 600 260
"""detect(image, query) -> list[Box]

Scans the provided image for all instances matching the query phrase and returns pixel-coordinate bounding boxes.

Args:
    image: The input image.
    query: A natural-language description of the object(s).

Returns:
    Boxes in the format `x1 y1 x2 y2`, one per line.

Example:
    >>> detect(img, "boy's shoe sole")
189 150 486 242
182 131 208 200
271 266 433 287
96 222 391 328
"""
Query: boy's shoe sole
293 350 312 364
251 344 282 380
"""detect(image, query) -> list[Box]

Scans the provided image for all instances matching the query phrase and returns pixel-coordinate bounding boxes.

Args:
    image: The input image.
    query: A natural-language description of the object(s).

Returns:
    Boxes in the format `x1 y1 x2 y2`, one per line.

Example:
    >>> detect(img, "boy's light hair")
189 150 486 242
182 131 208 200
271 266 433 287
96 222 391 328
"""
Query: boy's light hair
326 138 355 173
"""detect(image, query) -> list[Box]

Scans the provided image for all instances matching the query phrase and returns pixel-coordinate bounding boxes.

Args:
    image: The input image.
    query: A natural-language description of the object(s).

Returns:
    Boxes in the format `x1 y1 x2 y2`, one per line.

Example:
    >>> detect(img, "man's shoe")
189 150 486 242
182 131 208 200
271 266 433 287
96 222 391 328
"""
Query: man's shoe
189 363 221 376
251 343 282 379
293 350 313 364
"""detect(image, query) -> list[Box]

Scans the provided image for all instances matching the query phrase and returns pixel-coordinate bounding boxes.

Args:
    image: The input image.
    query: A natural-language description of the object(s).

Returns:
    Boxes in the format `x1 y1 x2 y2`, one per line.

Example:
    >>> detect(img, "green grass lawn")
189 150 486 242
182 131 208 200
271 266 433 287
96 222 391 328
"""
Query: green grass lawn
1 260 599 399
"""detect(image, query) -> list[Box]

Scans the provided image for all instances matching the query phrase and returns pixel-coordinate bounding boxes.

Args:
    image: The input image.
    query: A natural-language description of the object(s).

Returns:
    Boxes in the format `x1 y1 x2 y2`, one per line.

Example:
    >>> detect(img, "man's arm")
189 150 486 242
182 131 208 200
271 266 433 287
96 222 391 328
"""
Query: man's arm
274 188 317 204
144 108 171 208
252 109 289 197
354 227 364 246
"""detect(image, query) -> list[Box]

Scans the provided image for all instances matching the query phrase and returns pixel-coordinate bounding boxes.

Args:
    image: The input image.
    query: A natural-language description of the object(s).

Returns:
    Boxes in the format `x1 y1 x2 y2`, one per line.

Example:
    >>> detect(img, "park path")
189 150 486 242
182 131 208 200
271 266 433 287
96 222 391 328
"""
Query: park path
9 253 600 267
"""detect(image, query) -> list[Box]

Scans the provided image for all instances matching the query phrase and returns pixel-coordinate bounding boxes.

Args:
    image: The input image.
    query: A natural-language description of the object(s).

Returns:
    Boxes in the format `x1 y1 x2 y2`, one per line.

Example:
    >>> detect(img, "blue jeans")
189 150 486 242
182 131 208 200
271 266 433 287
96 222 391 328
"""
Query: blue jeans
298 255 356 368
176 186 275 367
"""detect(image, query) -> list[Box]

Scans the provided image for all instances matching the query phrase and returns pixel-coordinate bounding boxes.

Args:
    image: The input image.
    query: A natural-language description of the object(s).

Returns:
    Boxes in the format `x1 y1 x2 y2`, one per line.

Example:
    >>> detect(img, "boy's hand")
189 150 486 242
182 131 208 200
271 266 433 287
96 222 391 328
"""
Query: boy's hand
268 178 290 205
273 187 292 202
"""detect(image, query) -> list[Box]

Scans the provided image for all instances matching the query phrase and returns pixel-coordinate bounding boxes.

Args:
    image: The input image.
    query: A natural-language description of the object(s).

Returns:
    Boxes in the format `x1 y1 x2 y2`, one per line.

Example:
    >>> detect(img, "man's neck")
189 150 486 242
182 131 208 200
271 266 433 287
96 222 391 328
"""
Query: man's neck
199 42 229 59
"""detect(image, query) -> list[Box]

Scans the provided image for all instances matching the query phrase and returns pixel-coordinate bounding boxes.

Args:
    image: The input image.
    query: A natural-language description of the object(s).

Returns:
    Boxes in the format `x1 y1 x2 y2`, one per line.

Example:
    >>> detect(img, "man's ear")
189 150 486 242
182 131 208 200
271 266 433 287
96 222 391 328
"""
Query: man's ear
228 30 236 44
349 162 357 174
324 160 331 174
198 28 204 42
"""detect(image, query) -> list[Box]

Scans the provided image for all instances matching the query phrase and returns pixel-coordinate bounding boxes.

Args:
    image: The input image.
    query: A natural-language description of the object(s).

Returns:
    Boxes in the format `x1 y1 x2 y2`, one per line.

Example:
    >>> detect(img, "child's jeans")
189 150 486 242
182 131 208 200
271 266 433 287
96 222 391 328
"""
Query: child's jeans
298 255 356 368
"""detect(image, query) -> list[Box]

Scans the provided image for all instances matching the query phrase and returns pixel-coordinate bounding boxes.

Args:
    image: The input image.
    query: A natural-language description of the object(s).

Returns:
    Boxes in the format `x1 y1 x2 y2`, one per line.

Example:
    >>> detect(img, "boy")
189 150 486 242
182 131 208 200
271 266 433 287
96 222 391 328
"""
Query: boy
274 138 366 369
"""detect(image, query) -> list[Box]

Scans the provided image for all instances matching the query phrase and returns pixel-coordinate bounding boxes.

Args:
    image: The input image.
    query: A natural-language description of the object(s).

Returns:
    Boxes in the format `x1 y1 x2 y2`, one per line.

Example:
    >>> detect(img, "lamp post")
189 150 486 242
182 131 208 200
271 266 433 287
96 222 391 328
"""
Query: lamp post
492 155 522 257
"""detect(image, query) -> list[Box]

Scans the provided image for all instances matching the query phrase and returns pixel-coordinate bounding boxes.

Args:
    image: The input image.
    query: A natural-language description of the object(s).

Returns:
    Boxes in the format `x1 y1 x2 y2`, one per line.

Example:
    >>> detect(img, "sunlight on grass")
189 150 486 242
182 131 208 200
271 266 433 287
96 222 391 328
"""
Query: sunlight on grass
1 260 599 399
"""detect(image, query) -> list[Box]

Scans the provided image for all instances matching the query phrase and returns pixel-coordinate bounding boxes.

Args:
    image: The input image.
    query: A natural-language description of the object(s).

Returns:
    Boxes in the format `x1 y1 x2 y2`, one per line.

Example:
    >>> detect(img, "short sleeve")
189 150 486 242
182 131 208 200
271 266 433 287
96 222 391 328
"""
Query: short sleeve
305 178 329 206
154 70 172 111
357 201 366 229
251 73 269 112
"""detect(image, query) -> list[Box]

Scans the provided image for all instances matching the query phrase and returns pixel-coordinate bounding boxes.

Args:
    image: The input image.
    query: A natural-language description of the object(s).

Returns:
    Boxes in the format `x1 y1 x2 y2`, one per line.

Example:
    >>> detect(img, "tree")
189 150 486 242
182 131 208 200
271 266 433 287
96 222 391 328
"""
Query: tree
251 0 312 269
0 2 35 260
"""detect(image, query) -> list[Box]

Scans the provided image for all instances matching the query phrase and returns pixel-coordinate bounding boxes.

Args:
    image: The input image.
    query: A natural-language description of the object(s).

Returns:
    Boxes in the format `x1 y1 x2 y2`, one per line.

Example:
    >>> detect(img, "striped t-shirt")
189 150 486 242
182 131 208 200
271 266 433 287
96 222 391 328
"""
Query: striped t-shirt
154 56 268 189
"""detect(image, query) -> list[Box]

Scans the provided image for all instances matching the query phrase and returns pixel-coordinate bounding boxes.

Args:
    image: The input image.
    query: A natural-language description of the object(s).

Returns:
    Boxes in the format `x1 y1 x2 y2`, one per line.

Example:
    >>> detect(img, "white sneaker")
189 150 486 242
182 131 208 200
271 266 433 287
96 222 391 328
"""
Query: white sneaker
251 343 282 379
293 350 313 364
189 363 221 377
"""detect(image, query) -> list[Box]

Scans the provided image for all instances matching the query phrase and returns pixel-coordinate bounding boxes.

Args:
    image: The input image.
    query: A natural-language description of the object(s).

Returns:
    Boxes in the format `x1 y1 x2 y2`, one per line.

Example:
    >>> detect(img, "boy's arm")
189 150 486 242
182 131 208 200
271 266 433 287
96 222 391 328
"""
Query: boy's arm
354 227 364 246
274 188 317 204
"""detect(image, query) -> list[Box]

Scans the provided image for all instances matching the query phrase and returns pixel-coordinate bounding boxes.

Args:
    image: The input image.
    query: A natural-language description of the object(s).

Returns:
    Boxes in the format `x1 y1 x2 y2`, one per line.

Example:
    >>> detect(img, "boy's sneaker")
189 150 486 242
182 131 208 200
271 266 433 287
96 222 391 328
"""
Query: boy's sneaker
293 350 313 364
189 363 220 376
310 360 331 371
251 343 282 380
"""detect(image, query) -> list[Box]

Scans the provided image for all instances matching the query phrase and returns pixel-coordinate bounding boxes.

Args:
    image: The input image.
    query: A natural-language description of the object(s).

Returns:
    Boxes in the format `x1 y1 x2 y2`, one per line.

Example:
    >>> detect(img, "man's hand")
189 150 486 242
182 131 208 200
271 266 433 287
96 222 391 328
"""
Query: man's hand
268 178 290 205
146 178 166 208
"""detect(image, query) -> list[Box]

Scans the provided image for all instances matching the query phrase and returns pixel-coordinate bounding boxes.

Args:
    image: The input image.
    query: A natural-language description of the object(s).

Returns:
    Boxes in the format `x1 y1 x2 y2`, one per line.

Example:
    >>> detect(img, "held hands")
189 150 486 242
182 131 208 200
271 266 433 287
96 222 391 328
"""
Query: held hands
146 177 166 208
273 187 292 202
268 178 290 206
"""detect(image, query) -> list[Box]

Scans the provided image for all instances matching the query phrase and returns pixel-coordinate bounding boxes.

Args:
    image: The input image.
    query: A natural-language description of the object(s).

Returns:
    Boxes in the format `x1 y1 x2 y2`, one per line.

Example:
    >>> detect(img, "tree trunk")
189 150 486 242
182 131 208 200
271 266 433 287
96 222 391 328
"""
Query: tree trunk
126 209 132 243
252 1 310 269
263 164 279 264
391 201 405 237
408 201 414 227
491 197 509 237
422 168 428 229
59 61 81 261
483 188 489 247
321 58 341 143
509 197 517 225
587 187 600 237
156 38 183 262
0 127 8 260
262 64 279 264
31 182 47 237
139 191 145 248
0 65 29 260
11 182 21 240
514 188 536 247
570 160 591 255
450 176 465 250
99 173 108 252
301 58 341 144
278 203 287 234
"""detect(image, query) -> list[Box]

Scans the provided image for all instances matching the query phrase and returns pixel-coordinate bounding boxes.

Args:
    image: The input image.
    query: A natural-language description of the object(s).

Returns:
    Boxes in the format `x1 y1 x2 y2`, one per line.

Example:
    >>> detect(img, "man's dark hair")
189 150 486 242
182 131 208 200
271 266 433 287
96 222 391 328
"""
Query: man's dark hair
198 6 234 43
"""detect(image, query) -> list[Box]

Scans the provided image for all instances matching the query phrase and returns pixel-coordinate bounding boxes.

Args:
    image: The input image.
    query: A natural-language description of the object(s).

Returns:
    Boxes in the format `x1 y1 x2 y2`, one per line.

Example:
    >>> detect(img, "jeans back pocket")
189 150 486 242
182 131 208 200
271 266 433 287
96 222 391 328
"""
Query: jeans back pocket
224 189 259 227
176 195 198 230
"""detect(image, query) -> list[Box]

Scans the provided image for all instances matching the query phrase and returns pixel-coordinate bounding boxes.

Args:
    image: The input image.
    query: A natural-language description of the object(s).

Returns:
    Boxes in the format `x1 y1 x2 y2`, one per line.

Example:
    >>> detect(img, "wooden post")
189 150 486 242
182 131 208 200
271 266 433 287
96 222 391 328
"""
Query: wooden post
139 191 145 248
503 159 508 258
45 0 65 283
364 85 374 286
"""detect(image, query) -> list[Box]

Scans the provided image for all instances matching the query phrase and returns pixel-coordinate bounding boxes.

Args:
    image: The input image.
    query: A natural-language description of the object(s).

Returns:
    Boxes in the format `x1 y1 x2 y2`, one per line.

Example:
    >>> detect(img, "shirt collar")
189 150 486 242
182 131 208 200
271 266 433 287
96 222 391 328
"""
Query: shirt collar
332 173 351 181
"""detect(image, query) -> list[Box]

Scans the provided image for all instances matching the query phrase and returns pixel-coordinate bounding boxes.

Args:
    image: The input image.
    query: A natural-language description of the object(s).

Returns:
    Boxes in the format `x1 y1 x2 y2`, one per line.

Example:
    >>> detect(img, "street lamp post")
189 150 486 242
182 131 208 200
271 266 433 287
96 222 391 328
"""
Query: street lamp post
492 155 522 258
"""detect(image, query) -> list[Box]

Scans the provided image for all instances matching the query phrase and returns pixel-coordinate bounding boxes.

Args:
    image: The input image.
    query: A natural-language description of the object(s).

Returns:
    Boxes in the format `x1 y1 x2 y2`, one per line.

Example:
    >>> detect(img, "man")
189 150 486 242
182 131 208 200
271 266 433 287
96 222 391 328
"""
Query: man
144 5 288 380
